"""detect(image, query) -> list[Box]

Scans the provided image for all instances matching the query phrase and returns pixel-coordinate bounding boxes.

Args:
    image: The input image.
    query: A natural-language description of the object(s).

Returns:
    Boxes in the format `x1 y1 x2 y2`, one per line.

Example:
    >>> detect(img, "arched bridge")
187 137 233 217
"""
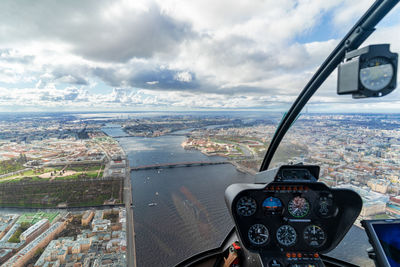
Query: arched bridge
130 161 230 171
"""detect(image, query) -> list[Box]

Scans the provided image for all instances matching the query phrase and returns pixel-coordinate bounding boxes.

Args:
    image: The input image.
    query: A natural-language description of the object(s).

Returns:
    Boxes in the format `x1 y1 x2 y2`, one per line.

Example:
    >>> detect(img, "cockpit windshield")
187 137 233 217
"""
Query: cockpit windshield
0 1 400 267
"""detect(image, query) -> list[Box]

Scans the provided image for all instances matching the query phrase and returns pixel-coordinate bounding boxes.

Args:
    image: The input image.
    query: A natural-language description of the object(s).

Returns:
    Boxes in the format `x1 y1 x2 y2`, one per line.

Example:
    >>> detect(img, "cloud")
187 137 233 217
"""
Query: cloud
0 0 399 111
174 71 192 82
146 81 159 85
0 49 34 64
51 67 89 86
0 0 193 63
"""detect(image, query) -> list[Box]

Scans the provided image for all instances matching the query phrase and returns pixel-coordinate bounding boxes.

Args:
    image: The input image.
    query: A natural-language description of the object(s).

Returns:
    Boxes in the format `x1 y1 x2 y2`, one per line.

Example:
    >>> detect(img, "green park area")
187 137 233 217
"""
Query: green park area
17 211 60 224
0 163 104 184
7 212 60 243
8 222 31 243
0 155 28 175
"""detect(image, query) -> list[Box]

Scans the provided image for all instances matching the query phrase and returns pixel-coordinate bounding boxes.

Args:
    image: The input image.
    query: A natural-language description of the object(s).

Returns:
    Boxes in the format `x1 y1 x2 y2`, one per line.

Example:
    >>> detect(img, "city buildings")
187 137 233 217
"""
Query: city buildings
34 208 126 266
81 210 95 226
0 208 127 266
3 222 66 267
20 219 50 243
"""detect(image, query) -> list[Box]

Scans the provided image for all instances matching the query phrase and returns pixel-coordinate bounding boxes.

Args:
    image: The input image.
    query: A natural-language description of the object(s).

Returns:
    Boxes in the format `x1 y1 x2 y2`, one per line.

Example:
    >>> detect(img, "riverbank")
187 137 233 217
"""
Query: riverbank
230 161 258 175
182 140 258 175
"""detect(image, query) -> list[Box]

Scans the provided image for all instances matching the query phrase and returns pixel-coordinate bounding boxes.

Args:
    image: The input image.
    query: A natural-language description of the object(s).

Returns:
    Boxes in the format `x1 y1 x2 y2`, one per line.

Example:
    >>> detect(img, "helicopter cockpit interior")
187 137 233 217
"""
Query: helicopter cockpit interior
177 0 400 266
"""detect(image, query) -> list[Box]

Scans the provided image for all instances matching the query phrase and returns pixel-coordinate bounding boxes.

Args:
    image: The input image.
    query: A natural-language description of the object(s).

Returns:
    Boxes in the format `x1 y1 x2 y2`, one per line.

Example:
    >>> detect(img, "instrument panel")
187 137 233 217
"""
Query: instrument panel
226 182 362 257
225 166 362 266
232 182 340 253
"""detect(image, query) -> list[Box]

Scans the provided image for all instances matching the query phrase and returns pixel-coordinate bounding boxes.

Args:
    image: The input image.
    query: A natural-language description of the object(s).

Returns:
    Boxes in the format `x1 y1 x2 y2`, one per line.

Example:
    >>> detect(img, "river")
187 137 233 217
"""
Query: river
103 125 255 266
103 124 374 267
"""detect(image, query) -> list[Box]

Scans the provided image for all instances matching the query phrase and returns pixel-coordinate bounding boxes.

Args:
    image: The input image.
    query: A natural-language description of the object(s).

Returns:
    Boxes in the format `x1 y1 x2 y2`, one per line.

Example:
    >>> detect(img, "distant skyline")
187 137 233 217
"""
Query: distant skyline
0 0 400 112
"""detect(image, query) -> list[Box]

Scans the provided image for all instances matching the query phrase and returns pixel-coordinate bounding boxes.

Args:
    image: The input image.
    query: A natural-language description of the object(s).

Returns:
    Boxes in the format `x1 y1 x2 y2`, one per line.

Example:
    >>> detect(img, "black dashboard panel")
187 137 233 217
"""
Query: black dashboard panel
225 166 362 266
225 169 362 257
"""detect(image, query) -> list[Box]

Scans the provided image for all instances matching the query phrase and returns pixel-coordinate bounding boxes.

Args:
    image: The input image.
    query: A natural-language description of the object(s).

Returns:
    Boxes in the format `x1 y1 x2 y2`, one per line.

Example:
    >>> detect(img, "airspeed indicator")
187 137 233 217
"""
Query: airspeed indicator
236 196 257 216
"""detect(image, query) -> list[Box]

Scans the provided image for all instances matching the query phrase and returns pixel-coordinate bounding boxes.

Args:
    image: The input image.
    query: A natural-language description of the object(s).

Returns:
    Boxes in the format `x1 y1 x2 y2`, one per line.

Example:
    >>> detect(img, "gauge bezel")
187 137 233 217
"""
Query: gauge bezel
276 224 297 247
315 194 337 218
262 196 284 215
236 196 257 217
287 196 310 218
247 224 270 246
337 44 398 98
303 225 327 248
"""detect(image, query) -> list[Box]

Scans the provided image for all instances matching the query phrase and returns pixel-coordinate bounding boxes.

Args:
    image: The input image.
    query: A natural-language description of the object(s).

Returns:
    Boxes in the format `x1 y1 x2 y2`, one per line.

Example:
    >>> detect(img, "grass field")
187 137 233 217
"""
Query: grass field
54 170 103 180
17 211 60 224
0 158 26 175
8 222 30 243
0 164 103 183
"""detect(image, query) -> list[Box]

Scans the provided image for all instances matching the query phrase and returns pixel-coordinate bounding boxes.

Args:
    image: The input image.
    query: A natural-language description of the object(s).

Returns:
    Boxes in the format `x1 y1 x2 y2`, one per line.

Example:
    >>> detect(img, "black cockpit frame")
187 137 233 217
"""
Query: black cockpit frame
260 0 400 172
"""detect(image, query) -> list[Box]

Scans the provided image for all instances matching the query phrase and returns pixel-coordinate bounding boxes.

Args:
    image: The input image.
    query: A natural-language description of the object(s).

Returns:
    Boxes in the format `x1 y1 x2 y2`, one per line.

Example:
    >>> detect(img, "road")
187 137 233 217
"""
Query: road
124 158 137 267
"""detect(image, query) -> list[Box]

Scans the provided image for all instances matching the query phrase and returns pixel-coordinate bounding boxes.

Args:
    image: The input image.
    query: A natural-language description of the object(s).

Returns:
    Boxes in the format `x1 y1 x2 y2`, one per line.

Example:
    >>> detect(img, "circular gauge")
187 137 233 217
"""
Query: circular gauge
303 225 326 248
236 196 257 216
248 224 269 246
359 57 394 91
288 196 310 218
262 197 283 215
276 225 297 247
316 195 334 217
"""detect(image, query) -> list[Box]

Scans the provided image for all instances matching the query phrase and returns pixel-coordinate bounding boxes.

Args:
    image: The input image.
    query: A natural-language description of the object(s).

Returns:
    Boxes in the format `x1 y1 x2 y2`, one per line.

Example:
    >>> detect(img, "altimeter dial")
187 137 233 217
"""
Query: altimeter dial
276 225 297 247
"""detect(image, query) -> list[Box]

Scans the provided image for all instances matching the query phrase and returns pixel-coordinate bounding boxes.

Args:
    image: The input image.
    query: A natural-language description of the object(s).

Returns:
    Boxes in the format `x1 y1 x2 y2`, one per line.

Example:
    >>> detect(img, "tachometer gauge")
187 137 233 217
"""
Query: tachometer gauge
359 57 394 91
303 225 326 247
276 225 297 247
288 196 310 218
236 196 257 216
248 224 269 246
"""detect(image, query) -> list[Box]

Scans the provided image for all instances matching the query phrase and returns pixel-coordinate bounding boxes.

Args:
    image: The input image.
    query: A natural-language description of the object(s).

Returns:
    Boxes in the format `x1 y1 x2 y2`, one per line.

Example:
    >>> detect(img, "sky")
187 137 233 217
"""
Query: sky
0 0 400 112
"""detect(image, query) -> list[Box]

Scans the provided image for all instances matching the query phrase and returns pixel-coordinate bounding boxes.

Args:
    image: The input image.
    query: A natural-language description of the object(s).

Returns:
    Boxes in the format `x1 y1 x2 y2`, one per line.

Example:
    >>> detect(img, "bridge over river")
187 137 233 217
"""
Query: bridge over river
130 161 230 171
111 133 189 138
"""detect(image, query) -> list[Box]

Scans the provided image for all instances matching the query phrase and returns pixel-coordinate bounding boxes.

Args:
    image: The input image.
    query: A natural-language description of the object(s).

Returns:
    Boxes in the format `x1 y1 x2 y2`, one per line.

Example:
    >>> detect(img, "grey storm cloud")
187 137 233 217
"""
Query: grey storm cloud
128 68 198 90
71 5 193 62
51 68 89 86
92 67 121 87
91 63 291 96
92 64 200 90
0 0 193 62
